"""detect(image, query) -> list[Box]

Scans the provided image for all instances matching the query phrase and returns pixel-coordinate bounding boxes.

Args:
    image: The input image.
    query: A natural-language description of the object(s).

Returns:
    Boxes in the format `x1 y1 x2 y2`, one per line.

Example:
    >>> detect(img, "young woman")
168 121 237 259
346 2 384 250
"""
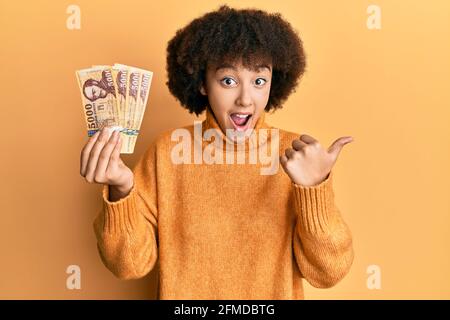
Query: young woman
80 5 354 299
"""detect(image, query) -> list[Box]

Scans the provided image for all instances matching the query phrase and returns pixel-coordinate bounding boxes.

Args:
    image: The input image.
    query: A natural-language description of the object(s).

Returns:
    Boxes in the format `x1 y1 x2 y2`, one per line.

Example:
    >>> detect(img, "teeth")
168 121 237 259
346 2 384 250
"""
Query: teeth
234 114 249 118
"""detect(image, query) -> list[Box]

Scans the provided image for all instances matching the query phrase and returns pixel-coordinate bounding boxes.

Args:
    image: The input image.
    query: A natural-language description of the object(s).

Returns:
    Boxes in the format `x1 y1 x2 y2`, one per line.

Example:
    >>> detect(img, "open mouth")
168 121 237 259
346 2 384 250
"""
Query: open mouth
229 113 252 132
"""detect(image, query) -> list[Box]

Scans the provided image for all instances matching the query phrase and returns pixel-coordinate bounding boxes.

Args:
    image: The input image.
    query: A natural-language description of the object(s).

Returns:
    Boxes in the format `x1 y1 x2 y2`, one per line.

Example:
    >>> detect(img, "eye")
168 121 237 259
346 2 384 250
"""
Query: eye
220 77 237 87
255 78 267 86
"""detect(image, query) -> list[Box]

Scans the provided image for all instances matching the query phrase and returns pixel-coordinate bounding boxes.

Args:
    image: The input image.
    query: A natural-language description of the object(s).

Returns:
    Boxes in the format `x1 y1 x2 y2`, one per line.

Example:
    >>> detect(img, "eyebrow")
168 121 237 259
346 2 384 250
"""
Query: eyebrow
215 63 271 72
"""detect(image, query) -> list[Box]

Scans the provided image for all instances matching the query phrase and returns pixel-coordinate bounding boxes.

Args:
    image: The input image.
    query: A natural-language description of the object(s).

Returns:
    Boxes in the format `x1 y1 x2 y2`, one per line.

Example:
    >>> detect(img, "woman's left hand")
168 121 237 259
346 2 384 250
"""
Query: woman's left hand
280 134 353 187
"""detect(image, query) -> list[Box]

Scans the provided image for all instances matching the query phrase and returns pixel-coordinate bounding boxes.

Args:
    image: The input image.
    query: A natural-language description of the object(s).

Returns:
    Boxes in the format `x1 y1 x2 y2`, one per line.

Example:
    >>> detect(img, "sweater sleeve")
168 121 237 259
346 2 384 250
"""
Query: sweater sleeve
92 142 159 280
292 171 354 288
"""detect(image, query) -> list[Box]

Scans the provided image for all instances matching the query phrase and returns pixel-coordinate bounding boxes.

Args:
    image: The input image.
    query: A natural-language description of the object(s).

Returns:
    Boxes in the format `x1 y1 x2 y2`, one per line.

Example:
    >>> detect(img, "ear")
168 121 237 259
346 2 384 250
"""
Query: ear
199 83 207 96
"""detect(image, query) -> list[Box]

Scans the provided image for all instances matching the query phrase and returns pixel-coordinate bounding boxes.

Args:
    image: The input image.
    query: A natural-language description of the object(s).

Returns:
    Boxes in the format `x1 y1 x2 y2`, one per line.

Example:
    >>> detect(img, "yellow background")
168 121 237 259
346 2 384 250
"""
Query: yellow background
1 0 449 299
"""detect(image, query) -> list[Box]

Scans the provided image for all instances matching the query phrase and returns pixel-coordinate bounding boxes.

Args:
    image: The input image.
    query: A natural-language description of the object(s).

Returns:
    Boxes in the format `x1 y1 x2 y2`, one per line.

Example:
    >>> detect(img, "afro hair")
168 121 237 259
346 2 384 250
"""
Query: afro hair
166 5 306 116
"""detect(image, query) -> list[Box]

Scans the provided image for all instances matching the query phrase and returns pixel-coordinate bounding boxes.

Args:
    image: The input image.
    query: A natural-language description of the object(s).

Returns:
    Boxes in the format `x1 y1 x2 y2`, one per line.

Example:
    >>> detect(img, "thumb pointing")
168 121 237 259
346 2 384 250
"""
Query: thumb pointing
328 136 353 162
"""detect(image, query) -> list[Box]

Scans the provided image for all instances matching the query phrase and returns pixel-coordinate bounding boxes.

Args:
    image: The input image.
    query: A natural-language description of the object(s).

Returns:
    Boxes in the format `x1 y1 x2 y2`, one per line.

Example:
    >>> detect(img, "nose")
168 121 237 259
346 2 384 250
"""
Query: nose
236 83 253 108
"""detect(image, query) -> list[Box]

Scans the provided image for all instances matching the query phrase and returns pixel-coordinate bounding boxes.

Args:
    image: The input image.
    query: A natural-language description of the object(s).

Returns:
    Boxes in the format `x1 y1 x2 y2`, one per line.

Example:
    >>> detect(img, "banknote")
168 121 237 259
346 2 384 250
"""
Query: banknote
135 69 153 132
114 64 141 130
113 64 152 153
95 64 136 153
112 65 129 130
92 64 127 129
76 67 120 137
127 67 153 151
76 64 153 154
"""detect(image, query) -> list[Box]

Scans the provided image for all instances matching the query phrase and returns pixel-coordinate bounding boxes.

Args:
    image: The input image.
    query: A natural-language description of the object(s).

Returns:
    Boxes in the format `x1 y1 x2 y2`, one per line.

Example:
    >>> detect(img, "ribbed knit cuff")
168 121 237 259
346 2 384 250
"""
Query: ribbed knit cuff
292 171 337 236
101 183 140 235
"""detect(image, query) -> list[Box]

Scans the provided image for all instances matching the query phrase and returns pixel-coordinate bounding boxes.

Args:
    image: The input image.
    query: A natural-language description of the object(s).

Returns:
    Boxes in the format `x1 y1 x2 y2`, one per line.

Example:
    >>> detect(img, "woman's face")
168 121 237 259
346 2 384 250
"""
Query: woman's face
201 60 272 135
84 84 106 101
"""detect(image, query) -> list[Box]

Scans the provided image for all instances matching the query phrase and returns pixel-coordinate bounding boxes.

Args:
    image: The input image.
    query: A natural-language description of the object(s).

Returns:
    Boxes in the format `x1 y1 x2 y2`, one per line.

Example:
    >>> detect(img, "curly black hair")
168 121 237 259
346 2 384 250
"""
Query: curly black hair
166 5 306 116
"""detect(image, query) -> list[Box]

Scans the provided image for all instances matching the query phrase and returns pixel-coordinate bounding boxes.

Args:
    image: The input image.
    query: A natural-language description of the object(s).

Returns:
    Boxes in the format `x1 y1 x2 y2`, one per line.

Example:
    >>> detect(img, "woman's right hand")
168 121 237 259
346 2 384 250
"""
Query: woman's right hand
80 126 134 199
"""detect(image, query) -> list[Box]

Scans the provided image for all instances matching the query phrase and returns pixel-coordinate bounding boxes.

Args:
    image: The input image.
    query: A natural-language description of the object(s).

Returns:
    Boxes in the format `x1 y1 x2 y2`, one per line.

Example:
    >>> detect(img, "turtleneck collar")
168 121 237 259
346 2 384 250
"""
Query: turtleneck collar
200 105 273 153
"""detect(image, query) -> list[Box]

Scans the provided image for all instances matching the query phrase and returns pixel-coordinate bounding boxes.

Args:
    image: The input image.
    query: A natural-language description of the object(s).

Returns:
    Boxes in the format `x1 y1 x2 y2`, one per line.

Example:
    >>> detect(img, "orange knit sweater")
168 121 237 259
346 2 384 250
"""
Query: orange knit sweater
93 107 354 299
